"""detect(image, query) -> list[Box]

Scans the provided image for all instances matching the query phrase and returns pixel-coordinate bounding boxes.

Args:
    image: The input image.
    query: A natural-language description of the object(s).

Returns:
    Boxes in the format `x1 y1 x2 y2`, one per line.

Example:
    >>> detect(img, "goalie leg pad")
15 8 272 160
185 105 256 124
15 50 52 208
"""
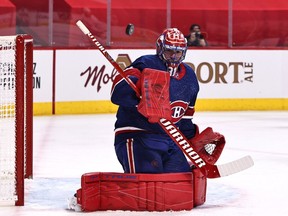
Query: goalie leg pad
76 170 206 212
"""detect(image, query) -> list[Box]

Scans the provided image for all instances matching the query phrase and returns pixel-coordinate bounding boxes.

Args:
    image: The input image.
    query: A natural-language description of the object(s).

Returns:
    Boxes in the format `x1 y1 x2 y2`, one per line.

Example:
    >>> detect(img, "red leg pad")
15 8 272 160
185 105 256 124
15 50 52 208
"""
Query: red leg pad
76 170 206 212
193 168 207 206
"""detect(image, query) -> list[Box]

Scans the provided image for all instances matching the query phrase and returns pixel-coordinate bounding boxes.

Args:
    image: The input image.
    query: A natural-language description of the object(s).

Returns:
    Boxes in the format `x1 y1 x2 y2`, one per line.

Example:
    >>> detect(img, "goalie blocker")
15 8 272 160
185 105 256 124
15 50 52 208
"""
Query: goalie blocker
137 68 172 123
75 169 206 212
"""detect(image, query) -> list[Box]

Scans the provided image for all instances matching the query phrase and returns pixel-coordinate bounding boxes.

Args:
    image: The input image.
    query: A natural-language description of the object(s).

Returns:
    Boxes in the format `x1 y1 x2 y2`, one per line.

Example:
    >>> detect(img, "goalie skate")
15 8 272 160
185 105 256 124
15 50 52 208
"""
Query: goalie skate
67 195 82 212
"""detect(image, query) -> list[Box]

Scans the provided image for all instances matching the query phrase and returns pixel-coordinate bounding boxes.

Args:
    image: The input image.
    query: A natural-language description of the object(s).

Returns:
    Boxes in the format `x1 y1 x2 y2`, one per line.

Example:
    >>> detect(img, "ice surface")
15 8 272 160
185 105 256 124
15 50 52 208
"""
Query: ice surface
1 111 288 216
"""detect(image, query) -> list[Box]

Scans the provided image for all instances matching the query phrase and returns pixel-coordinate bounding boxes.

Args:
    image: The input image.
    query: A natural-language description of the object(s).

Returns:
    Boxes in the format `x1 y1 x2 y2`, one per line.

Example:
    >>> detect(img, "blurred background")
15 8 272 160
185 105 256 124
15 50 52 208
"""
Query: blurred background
2 0 288 48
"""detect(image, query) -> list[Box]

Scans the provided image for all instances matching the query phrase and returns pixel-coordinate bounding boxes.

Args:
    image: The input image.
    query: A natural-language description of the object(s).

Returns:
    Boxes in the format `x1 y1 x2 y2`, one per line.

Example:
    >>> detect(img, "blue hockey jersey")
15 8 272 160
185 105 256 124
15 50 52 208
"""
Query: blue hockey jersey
111 54 199 139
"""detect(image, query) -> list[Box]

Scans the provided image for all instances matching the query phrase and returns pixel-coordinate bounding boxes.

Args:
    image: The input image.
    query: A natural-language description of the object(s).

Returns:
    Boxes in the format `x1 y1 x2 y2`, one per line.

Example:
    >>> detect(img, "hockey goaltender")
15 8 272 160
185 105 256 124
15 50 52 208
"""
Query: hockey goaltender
68 24 253 212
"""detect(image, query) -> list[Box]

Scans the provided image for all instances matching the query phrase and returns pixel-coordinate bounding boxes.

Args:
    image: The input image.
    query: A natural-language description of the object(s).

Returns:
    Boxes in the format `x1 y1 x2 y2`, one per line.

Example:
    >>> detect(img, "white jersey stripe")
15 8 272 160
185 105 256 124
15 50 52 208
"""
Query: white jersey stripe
126 138 135 173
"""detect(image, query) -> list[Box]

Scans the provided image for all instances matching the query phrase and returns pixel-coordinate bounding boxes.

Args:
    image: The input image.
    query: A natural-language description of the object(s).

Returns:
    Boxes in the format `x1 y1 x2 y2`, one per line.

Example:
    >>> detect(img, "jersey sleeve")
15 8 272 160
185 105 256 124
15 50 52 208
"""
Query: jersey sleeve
110 68 141 107
111 55 156 107
177 119 198 139
177 103 198 139
177 64 199 139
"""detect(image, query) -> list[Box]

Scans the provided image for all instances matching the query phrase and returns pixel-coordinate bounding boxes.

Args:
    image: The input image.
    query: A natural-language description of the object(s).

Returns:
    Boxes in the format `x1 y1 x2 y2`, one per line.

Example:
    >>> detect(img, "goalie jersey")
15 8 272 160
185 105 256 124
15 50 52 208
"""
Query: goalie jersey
111 54 199 139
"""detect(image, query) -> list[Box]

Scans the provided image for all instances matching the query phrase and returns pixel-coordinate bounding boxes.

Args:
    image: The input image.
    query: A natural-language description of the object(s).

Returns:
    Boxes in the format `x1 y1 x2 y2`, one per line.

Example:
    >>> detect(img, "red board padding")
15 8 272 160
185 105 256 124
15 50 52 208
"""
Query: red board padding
76 169 206 212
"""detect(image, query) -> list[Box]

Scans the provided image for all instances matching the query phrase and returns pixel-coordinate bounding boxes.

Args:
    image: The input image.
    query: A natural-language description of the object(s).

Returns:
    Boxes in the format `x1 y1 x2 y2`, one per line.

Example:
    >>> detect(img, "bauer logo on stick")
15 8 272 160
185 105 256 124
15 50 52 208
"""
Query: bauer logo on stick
126 23 134 36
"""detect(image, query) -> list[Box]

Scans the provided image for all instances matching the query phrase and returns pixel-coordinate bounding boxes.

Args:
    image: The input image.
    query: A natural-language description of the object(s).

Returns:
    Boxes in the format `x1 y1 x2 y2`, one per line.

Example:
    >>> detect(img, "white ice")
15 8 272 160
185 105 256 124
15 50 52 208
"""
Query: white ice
1 111 288 216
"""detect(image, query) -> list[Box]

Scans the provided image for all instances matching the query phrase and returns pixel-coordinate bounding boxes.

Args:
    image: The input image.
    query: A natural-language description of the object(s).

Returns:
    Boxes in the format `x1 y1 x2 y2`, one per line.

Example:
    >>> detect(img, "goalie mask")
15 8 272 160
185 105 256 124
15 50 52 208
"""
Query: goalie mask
156 28 187 76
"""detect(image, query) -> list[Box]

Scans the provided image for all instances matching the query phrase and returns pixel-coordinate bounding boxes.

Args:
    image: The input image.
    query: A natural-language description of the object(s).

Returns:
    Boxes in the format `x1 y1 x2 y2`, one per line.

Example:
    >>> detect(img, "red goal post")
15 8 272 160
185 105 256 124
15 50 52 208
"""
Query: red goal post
0 35 33 206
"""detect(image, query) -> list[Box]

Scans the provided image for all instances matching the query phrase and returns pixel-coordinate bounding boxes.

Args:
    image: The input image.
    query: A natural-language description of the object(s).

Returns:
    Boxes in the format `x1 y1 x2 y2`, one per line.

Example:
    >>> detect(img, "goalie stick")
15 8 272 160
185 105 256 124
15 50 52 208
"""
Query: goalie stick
76 20 254 178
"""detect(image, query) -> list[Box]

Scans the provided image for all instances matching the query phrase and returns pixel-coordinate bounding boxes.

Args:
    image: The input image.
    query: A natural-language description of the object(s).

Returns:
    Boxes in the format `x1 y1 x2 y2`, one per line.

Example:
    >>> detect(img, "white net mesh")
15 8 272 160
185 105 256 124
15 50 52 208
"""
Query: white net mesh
204 143 216 155
0 36 17 203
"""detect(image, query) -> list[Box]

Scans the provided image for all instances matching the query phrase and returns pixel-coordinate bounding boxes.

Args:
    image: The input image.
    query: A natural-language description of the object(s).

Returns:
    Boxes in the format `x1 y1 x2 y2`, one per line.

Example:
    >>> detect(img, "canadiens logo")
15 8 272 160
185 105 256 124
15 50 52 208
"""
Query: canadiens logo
171 100 189 123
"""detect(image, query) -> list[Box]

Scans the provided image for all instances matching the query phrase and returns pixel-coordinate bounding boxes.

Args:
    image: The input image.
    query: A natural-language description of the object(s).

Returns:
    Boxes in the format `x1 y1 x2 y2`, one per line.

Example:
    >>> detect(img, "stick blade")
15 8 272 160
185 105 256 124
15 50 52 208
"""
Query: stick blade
76 20 90 35
216 155 254 177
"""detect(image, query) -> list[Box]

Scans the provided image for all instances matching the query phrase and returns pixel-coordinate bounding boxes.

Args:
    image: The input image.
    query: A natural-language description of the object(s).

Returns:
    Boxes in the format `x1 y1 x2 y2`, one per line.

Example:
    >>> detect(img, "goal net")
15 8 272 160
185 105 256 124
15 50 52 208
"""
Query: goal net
0 35 33 206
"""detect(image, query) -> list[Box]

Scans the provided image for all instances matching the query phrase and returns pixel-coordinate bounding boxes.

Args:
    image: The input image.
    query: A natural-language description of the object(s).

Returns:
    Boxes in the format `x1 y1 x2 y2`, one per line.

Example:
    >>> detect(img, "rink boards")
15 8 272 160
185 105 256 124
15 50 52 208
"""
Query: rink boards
31 49 288 115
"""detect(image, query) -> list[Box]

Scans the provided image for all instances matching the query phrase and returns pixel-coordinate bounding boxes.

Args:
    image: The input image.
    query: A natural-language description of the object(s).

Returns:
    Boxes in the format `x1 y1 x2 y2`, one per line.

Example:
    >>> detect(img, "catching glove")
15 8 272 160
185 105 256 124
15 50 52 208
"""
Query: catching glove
189 126 226 165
